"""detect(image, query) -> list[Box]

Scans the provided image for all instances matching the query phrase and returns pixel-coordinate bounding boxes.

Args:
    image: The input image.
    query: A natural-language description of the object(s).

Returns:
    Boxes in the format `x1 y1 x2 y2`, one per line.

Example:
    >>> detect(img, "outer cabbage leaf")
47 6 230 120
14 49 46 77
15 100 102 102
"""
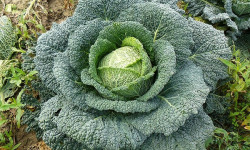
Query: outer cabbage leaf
188 18 232 90
84 91 161 113
21 47 36 72
53 52 88 108
54 104 147 150
140 109 215 150
136 39 176 101
202 5 238 36
34 17 80 92
183 0 250 39
67 19 110 75
38 95 65 130
126 62 210 136
43 129 86 150
21 79 55 138
232 0 250 16
74 0 142 21
143 0 185 13
236 16 250 30
234 31 250 60
38 95 88 150
0 16 16 59
204 93 229 114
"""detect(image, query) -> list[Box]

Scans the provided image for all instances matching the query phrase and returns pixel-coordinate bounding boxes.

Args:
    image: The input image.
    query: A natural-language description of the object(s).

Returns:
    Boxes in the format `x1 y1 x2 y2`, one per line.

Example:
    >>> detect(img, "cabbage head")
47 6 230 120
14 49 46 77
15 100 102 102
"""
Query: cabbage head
34 0 232 149
0 16 15 60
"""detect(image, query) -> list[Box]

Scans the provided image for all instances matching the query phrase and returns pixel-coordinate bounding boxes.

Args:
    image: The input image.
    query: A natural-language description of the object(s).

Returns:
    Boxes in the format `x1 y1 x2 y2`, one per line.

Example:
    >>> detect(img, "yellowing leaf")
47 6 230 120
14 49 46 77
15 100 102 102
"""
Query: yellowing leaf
242 114 250 126
235 78 246 92
219 58 236 70
244 126 250 130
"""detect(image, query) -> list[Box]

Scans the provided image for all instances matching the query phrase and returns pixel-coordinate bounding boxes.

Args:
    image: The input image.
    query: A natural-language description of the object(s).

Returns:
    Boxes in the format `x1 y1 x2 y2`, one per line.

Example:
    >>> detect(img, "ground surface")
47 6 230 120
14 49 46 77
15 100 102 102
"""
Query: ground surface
0 0 77 149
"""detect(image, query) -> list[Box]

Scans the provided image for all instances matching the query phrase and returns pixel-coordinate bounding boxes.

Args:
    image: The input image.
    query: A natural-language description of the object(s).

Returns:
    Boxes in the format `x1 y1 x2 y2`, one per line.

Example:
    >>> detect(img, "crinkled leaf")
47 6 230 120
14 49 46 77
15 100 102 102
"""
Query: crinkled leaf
236 16 250 30
183 0 249 39
81 68 127 101
84 91 160 113
126 62 209 136
55 104 147 150
43 128 86 150
140 109 214 150
67 19 110 75
188 18 231 90
0 16 16 59
235 32 250 60
53 52 88 107
74 0 142 21
118 2 193 66
35 17 80 92
39 95 64 130
202 5 238 34
232 0 250 16
204 93 229 114
97 21 154 60
136 40 176 101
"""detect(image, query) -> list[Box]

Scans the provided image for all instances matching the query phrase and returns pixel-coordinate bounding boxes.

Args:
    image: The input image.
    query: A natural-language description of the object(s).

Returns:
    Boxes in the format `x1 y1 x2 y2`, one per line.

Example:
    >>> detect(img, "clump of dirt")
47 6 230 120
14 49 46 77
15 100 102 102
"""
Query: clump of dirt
15 125 51 150
3 0 77 29
26 141 51 150
5 0 30 10
15 126 40 150
46 0 77 28
31 0 78 30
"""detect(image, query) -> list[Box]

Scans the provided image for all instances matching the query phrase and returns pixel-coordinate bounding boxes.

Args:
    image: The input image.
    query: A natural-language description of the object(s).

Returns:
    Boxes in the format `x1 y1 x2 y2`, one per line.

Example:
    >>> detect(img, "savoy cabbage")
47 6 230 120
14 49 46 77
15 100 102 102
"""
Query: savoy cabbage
34 0 232 149
0 16 16 60
183 0 250 39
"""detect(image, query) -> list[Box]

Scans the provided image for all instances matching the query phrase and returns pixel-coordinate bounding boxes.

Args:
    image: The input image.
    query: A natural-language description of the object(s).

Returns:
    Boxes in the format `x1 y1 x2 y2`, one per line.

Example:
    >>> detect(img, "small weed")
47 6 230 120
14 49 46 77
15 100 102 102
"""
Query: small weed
0 0 44 149
206 128 249 150
219 45 249 130
207 45 250 149
0 131 21 150
9 66 37 87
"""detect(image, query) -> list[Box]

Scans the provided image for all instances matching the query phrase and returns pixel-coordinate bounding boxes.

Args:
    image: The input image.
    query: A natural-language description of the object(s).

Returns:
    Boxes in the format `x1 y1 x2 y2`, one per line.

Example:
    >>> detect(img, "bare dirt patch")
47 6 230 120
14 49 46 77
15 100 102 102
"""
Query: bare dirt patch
16 125 51 150
3 0 77 29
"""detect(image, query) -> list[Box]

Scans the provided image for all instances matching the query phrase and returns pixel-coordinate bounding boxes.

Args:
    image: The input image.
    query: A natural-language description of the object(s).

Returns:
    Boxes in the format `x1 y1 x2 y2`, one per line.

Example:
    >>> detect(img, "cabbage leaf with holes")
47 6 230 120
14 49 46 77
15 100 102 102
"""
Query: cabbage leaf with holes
34 0 231 149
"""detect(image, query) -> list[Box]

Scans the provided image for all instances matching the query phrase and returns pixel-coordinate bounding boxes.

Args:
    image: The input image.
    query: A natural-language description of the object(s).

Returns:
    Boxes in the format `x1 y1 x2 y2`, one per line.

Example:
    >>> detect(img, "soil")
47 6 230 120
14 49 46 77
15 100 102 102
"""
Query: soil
3 0 77 29
16 126 51 150
0 0 78 149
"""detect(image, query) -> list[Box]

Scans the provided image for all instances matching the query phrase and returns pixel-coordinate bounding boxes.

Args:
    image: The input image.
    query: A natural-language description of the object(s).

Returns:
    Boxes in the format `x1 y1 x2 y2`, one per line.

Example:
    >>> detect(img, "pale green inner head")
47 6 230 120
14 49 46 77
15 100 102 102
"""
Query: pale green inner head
97 37 153 98
98 46 143 89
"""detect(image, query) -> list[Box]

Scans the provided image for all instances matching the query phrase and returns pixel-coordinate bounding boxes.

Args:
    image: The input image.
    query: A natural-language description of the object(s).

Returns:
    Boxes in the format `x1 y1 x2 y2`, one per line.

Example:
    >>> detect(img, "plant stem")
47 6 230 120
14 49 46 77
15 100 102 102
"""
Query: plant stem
24 0 36 19
0 93 5 104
